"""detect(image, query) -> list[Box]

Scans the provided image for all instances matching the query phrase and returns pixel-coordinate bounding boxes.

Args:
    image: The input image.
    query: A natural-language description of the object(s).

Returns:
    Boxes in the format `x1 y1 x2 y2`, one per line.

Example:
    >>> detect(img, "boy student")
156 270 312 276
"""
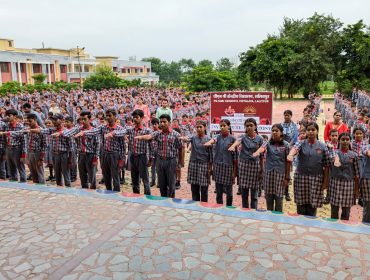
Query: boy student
150 118 160 187
25 114 47 184
106 109 153 195
76 109 125 192
0 109 27 182
135 114 183 198
64 116 78 182
28 114 73 187
61 111 100 189
156 97 173 121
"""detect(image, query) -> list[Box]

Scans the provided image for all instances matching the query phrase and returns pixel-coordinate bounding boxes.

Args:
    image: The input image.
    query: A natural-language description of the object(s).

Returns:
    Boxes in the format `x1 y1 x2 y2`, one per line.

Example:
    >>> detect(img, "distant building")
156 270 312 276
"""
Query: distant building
0 38 159 86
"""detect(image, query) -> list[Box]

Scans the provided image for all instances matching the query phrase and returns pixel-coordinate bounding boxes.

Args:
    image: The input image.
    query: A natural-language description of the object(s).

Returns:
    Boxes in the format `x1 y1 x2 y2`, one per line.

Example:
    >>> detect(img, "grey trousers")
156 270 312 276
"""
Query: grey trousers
0 149 6 179
156 158 177 198
78 153 97 189
362 201 370 223
151 154 157 185
53 152 71 187
101 152 120 192
130 154 151 195
6 148 26 182
265 194 283 212
28 152 45 184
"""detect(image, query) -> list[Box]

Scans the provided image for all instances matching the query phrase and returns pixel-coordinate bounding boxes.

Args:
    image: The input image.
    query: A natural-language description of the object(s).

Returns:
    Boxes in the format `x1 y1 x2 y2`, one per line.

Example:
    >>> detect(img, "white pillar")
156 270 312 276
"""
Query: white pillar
82 63 85 73
18 62 22 85
53 63 56 81
47 64 51 84
71 62 75 73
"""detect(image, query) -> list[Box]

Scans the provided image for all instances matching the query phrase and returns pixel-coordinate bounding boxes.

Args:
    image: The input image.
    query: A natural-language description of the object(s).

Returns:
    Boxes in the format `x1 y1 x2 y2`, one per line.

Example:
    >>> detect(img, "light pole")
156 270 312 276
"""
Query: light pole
76 46 85 88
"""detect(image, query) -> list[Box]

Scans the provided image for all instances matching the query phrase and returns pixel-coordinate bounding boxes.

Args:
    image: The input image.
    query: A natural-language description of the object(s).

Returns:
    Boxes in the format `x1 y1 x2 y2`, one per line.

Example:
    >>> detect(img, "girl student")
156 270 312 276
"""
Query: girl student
204 119 237 206
287 122 330 216
180 120 213 202
253 124 291 212
361 139 370 223
227 118 264 209
328 132 359 220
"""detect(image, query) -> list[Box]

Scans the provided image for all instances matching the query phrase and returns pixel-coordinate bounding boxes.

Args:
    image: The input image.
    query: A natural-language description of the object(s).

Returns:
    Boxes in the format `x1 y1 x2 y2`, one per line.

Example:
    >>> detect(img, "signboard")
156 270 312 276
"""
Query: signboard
210 92 273 133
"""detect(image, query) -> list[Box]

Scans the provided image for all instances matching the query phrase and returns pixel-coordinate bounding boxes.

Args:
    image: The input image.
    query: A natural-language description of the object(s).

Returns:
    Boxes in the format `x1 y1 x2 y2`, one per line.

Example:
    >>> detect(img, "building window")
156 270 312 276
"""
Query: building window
33 64 42 73
0 62 10 73
8 41 13 47
17 63 26 73
135 69 139 73
147 68 151 72
84 65 89 72
122 68 126 73
140 68 143 73
113 67 118 72
60 65 67 73
127 69 131 74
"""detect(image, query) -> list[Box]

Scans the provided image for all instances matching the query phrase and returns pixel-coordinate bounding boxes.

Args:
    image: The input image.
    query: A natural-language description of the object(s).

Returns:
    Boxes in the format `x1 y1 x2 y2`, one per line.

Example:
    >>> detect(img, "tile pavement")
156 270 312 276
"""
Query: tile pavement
1 186 370 279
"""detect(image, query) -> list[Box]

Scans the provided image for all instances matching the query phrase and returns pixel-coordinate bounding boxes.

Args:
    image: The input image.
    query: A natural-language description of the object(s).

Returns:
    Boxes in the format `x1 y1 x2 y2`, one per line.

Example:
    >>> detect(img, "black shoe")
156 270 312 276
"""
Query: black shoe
237 188 241 195
323 196 330 205
98 179 104 184
46 176 54 182
175 181 181 190
151 182 156 187
27 174 32 180
120 180 126 185
71 178 77 183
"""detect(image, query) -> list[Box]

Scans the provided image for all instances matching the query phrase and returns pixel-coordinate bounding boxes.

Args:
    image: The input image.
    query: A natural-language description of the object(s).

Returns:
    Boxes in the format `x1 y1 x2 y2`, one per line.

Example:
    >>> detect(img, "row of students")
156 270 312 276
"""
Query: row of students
4 106 370 222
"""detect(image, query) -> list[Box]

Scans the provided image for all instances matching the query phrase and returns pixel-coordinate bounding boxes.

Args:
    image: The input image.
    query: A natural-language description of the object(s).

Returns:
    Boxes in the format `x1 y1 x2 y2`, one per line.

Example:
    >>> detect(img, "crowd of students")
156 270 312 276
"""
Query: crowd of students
1 88 370 223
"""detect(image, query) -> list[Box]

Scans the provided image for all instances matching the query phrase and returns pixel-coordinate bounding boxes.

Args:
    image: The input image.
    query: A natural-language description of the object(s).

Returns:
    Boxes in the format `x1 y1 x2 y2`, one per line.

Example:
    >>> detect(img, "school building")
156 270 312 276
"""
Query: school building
0 38 159 86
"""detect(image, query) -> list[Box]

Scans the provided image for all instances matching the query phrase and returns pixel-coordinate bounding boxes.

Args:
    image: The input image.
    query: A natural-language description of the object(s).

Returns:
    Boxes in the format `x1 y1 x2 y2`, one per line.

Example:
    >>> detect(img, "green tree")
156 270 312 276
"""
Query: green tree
198 59 214 68
32 73 47 84
216 58 234 71
83 65 129 90
179 58 196 73
335 20 370 95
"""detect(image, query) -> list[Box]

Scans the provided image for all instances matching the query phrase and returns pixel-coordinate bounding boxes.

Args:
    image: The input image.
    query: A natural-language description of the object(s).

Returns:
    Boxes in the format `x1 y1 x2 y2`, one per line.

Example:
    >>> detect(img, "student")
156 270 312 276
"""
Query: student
181 120 212 202
361 140 370 223
61 111 100 189
64 116 78 182
135 114 183 198
324 129 339 204
287 122 330 216
77 109 126 192
25 114 47 184
228 118 264 209
254 124 290 212
150 118 160 187
44 119 55 182
107 109 153 195
328 132 359 220
0 109 27 183
205 119 237 206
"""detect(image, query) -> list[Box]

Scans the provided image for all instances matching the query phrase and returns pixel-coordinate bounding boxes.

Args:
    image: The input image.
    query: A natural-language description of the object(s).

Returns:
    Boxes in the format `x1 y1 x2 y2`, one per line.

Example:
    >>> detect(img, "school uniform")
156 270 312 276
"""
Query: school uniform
328 150 359 220
42 127 72 187
25 129 47 184
237 134 264 209
293 139 330 216
152 129 183 198
187 135 213 202
114 125 153 195
63 126 100 189
84 124 126 192
1 122 27 182
150 128 159 186
213 133 237 206
262 140 290 212
360 145 370 223
0 134 6 179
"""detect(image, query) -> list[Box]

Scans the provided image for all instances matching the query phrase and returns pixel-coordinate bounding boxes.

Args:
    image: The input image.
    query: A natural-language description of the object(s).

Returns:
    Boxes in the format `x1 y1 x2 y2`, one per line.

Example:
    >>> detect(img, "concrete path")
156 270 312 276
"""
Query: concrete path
0 182 370 280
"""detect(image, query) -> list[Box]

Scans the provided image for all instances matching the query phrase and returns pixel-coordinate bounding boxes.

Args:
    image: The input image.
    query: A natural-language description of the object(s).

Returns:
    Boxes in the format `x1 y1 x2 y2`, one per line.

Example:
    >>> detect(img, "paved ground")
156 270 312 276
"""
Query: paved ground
0 185 369 280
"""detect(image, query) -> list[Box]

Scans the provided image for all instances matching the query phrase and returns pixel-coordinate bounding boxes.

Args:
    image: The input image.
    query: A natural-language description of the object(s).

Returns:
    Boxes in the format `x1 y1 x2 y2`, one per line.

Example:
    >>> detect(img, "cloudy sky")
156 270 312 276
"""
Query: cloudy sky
0 0 369 63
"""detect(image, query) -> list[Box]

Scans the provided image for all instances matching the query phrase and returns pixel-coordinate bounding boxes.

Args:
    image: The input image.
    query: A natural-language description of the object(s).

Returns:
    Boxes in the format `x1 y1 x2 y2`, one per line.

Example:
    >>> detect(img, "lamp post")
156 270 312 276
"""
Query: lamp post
76 46 85 89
